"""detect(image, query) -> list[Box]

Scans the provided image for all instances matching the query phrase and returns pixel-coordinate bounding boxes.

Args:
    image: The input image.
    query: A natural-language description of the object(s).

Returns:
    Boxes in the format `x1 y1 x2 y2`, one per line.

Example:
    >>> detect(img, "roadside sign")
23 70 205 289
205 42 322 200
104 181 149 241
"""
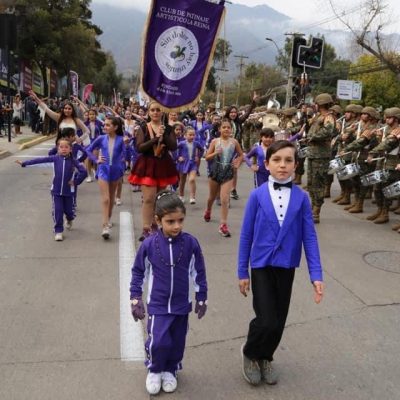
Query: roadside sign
337 80 362 100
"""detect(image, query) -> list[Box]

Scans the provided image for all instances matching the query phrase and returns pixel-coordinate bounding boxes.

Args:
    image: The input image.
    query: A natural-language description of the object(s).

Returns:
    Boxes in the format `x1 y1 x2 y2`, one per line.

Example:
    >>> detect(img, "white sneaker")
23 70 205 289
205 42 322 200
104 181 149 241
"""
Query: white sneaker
161 372 177 393
115 198 122 206
86 176 92 183
146 372 162 395
102 226 110 240
65 220 73 230
54 233 63 241
178 196 185 203
189 198 196 204
107 221 113 228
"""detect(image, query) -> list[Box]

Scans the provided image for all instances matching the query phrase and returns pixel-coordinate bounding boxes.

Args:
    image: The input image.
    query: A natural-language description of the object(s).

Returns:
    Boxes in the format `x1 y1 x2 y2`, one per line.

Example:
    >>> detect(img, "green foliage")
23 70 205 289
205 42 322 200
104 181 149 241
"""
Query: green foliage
15 0 107 95
92 53 122 100
206 38 232 92
350 54 400 108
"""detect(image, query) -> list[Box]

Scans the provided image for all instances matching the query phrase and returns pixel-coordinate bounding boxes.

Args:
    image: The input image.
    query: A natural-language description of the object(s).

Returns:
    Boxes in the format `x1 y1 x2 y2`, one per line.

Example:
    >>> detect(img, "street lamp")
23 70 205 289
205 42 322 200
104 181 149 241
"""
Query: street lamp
265 37 280 54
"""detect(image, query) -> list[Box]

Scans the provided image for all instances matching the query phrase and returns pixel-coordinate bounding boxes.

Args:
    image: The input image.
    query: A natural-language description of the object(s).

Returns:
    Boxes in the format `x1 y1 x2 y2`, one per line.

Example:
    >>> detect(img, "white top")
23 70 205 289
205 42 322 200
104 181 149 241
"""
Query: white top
13 102 23 119
59 120 77 131
268 176 292 227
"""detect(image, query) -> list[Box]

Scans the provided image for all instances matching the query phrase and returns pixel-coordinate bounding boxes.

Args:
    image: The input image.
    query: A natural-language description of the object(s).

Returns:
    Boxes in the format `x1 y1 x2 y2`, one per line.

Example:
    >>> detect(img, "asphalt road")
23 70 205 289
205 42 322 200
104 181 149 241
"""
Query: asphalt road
0 140 399 400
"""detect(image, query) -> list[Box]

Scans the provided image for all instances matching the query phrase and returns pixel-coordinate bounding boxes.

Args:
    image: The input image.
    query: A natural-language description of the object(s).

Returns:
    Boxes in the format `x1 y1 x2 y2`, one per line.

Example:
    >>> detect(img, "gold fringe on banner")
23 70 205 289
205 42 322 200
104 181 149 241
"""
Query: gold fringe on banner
140 0 226 113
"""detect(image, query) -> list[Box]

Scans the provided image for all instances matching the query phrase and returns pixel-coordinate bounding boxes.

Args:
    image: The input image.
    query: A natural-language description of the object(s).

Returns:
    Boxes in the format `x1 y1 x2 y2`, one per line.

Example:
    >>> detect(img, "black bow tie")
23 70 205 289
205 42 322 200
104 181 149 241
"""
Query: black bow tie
273 181 292 190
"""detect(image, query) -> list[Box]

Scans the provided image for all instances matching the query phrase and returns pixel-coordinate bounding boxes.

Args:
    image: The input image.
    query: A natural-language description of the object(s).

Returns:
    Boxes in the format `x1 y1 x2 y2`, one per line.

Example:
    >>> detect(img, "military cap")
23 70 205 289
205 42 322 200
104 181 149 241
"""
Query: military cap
314 93 333 106
384 107 400 119
282 107 297 116
345 104 360 113
330 105 342 114
361 106 380 120
352 105 364 114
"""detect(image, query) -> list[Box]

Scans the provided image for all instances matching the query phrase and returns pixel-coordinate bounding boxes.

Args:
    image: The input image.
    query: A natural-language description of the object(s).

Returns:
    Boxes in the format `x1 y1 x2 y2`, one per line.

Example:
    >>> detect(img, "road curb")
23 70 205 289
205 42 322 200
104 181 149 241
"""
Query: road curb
0 150 11 160
19 134 56 151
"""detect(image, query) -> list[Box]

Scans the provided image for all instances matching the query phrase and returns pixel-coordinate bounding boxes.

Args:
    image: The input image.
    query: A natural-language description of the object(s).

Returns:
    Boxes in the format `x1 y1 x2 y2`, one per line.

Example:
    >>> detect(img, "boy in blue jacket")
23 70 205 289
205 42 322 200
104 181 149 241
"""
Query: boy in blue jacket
16 138 87 241
237 140 324 386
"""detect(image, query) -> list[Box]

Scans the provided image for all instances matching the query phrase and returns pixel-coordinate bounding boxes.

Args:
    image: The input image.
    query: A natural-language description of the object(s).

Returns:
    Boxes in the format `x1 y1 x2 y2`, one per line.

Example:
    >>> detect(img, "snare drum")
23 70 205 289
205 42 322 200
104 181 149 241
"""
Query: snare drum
383 181 400 199
328 158 345 175
336 163 360 181
298 146 309 159
360 170 389 186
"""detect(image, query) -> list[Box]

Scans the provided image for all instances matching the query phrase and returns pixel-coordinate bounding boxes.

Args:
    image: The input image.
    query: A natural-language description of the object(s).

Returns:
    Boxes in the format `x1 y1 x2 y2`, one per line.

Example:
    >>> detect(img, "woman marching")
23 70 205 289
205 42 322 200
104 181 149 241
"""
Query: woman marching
224 92 259 199
128 101 179 241
204 118 243 237
85 116 127 239
29 90 90 144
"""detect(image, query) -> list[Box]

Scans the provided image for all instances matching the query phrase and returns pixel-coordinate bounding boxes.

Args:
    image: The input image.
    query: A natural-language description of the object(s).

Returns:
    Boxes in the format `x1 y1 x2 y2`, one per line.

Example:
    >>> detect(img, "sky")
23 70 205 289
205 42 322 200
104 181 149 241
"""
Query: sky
93 0 400 33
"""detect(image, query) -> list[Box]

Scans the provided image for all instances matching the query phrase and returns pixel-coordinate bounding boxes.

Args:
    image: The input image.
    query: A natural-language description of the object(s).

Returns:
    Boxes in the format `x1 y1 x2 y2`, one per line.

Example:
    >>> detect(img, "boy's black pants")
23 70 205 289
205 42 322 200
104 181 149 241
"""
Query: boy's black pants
244 266 295 361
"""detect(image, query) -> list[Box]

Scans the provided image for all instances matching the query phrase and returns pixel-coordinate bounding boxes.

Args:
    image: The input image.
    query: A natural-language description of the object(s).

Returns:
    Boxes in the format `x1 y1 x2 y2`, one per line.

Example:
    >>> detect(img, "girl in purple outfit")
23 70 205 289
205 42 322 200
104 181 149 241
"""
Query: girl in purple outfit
244 128 275 188
130 190 208 395
176 126 204 204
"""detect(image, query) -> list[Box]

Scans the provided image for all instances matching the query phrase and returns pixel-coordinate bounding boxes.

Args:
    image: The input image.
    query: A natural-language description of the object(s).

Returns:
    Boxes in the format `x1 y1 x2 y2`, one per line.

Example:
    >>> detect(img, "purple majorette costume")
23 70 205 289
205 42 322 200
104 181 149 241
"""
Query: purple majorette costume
130 230 207 374
176 140 204 174
189 120 211 149
21 154 87 233
48 143 87 209
244 143 270 187
85 119 104 143
86 134 126 182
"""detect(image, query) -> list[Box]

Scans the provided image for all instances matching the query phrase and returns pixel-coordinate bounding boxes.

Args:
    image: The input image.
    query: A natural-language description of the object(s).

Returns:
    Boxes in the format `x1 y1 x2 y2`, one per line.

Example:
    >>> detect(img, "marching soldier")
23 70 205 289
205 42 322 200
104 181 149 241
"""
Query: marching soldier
340 106 381 214
367 107 400 226
306 93 336 223
331 104 361 205
324 104 343 198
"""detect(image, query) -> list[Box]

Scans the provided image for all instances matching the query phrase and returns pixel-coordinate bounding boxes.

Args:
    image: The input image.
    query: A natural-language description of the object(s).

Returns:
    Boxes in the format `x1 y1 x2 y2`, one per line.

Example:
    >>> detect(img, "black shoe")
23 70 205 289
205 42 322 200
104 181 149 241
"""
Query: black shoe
230 189 239 200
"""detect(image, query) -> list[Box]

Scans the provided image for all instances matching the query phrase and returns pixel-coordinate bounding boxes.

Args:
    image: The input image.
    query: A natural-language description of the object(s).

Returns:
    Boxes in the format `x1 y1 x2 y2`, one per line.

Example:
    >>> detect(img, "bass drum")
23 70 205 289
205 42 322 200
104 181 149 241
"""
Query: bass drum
261 113 280 128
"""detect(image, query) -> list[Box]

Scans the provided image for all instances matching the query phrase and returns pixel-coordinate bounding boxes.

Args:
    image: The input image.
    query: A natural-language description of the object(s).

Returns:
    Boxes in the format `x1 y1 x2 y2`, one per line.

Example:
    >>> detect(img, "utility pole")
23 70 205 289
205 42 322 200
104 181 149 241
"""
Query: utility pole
284 32 304 108
234 54 249 105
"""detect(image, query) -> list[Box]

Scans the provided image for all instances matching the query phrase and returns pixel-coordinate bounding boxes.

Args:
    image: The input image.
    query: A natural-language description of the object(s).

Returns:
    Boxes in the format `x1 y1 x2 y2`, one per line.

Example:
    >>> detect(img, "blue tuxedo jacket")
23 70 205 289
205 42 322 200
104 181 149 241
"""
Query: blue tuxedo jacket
237 183 323 282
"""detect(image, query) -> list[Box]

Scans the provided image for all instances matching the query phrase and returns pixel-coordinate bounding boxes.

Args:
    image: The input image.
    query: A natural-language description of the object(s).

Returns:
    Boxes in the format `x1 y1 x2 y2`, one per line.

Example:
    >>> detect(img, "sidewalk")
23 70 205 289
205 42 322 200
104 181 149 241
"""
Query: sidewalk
0 125 56 159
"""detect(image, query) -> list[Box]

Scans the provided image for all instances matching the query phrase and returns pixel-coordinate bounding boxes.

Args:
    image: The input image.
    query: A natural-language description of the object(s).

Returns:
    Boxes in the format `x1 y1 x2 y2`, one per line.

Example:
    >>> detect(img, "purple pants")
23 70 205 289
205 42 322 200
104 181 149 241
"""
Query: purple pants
254 171 269 188
52 194 74 233
145 314 189 374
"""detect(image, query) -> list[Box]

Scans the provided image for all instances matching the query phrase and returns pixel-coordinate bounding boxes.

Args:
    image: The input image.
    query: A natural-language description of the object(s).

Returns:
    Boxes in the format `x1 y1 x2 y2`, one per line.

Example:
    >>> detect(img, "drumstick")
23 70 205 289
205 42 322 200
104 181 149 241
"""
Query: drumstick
335 151 352 158
364 157 385 162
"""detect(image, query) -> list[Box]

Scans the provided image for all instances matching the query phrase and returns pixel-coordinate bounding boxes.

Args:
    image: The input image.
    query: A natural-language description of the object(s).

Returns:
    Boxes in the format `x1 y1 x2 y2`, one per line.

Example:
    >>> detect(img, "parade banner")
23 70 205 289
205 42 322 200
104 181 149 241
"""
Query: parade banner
69 70 79 96
83 83 93 102
141 0 225 110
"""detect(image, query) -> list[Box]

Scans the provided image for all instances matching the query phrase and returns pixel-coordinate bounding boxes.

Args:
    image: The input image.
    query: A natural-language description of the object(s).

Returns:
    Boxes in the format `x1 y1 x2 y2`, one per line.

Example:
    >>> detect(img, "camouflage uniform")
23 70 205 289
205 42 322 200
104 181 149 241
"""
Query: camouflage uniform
368 112 400 224
342 108 380 213
306 94 336 222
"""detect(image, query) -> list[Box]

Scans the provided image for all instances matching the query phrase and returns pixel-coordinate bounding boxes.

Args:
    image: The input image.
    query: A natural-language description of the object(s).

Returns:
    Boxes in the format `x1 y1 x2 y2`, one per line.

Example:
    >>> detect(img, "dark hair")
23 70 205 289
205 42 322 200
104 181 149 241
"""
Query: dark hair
224 105 239 121
105 116 124 136
219 117 233 128
155 190 186 219
260 128 275 139
55 127 75 143
56 138 72 147
266 140 298 163
57 101 78 127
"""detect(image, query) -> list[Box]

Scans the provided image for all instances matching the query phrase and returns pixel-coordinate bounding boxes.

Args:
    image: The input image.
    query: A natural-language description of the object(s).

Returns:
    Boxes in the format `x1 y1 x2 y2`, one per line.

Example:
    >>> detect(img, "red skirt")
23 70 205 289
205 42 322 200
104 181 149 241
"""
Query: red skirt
128 154 179 187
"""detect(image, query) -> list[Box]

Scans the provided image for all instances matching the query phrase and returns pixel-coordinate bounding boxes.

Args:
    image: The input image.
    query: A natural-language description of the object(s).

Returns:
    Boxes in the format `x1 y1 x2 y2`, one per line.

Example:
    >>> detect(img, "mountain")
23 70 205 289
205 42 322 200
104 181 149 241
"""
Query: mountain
91 2 366 78
91 2 292 77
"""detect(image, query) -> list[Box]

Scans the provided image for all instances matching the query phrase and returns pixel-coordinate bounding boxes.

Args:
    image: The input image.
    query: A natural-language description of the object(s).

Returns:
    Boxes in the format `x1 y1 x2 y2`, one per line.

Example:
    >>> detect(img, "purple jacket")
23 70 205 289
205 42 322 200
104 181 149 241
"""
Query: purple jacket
22 155 87 196
176 140 204 174
244 144 269 176
130 230 208 315
85 119 104 141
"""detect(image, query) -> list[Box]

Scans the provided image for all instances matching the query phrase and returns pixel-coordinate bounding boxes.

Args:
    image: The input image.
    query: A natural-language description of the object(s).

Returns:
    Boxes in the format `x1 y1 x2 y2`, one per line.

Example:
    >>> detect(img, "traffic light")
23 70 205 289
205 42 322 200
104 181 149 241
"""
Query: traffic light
297 37 324 69
291 36 307 68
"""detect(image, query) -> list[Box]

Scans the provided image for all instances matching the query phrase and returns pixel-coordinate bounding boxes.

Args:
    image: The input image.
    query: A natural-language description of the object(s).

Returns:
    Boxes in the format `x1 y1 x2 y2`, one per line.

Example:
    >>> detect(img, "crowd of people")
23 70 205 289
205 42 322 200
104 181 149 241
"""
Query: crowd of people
10 89 400 396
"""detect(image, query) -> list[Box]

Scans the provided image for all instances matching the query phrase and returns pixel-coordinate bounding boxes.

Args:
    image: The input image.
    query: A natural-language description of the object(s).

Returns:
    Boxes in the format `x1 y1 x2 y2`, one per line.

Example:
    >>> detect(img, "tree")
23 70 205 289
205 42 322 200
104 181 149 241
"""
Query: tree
328 0 400 79
15 0 106 95
350 54 400 108
206 38 232 92
92 53 122 101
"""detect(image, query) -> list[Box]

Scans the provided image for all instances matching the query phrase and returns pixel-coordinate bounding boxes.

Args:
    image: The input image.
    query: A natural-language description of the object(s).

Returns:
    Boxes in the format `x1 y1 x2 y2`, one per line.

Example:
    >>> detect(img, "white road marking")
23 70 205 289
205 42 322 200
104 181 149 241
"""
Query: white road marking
119 211 145 362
